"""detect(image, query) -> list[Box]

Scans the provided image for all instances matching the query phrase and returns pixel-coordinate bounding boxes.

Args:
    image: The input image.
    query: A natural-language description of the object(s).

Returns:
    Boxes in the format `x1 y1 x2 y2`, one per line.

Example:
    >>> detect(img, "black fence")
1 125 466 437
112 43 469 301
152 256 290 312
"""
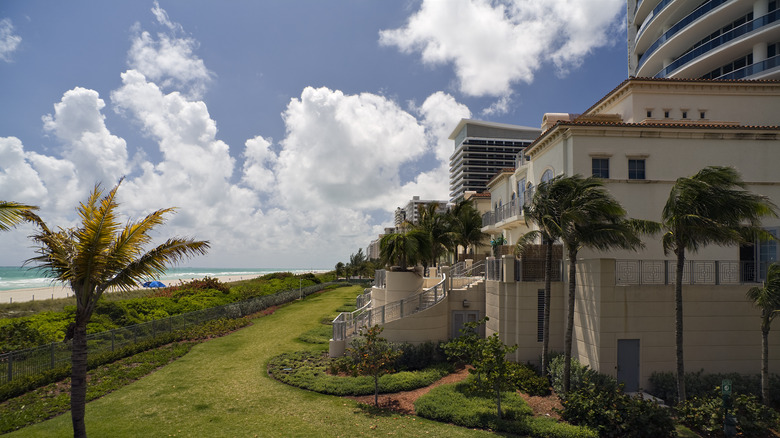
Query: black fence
0 281 344 385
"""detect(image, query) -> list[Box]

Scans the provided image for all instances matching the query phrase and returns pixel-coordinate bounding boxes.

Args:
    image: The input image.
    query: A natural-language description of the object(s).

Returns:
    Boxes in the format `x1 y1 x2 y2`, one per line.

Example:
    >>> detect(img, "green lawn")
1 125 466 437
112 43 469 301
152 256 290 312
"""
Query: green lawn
7 285 498 437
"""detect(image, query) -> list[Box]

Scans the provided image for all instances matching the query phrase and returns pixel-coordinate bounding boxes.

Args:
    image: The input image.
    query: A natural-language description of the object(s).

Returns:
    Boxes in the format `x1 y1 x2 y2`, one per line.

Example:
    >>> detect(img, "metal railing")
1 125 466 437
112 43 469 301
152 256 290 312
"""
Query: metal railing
332 275 447 342
515 258 563 282
355 288 372 309
0 281 340 385
615 260 765 286
451 260 486 278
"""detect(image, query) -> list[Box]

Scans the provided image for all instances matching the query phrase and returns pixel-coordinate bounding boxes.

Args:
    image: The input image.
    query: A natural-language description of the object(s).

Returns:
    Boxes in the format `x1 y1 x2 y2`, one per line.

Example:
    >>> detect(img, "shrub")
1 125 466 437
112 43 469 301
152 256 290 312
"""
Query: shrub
548 354 619 396
508 362 551 397
267 350 448 396
392 341 448 371
676 390 780 437
415 377 596 438
560 378 676 438
649 370 780 407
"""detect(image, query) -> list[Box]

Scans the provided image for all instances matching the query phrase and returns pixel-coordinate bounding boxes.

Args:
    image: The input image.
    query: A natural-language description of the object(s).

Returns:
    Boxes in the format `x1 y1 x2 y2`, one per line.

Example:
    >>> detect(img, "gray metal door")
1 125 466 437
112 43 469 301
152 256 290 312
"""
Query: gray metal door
451 311 479 338
617 339 640 392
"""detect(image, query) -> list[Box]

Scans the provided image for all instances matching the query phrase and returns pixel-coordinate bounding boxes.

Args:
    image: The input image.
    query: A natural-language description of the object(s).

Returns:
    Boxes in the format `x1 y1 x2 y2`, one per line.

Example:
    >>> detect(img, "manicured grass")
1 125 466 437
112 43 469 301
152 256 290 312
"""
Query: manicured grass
6 285 498 437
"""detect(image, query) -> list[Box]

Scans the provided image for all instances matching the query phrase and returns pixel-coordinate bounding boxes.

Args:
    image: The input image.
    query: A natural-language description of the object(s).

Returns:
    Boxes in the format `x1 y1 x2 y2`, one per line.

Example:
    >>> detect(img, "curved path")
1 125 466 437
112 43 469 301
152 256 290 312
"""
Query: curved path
8 285 498 437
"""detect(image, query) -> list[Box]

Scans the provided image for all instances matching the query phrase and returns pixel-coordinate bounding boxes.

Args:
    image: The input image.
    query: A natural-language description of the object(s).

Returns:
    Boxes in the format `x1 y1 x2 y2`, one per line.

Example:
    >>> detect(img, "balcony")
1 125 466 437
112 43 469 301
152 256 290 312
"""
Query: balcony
655 9 780 78
637 0 731 72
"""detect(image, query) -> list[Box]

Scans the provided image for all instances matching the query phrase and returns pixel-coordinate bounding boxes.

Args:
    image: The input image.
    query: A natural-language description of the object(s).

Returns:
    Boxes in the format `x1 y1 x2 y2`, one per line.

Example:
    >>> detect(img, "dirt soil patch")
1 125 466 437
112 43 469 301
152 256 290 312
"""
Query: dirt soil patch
345 367 562 418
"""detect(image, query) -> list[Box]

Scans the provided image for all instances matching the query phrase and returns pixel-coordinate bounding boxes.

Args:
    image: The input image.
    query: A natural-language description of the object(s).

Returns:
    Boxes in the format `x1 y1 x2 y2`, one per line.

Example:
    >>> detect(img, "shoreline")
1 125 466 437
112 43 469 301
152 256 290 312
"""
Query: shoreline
0 275 251 304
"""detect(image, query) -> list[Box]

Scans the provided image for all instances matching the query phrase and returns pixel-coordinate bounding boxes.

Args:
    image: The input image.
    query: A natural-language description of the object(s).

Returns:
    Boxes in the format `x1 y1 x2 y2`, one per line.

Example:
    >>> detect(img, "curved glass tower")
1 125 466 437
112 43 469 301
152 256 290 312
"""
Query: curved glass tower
628 0 780 79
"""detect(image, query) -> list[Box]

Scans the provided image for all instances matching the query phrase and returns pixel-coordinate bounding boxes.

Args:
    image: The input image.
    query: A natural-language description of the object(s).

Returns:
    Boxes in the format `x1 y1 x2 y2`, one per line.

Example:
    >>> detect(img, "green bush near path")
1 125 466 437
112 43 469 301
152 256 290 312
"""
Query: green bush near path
268 350 450 396
414 376 597 438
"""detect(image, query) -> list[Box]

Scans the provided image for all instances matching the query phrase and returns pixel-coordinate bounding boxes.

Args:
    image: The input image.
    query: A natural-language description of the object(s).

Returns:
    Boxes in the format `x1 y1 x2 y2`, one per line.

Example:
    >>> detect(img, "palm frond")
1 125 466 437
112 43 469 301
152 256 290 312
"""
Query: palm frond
0 201 38 231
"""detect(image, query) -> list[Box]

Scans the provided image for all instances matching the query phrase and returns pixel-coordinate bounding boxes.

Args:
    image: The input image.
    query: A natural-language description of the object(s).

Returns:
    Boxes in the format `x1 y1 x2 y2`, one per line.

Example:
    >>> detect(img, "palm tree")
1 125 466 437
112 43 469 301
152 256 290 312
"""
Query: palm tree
530 175 653 394
416 204 452 272
380 228 431 271
348 249 367 278
0 201 37 231
22 181 209 438
661 166 777 402
335 261 345 278
516 176 566 378
448 199 488 259
746 262 780 406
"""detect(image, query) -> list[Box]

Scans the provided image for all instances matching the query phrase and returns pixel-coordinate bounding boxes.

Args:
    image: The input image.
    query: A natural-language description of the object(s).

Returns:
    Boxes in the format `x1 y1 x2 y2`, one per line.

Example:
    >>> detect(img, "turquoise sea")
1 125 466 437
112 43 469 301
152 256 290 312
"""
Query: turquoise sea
0 266 322 291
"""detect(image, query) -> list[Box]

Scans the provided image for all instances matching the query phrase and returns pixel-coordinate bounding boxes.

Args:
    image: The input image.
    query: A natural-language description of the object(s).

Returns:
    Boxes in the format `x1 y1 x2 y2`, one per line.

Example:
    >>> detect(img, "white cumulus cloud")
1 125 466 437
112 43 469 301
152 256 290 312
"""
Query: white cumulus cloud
380 0 624 97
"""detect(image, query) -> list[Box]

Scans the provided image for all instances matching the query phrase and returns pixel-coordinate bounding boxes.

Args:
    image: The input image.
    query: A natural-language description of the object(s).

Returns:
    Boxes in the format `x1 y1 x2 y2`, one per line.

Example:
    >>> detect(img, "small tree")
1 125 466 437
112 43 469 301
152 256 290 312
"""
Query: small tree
746 262 780 405
338 325 401 406
444 317 518 419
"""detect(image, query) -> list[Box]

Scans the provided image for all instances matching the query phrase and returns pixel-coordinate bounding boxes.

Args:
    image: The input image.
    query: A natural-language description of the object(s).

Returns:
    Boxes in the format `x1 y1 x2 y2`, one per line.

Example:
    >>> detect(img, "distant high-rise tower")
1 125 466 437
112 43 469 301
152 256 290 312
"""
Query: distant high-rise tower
448 119 540 202
627 0 780 80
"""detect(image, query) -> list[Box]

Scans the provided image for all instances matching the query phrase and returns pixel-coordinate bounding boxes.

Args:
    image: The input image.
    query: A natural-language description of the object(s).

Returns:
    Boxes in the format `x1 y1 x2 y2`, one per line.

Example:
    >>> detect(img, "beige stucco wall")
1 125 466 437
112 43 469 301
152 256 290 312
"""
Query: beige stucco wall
574 258 780 390
380 285 486 344
371 270 423 308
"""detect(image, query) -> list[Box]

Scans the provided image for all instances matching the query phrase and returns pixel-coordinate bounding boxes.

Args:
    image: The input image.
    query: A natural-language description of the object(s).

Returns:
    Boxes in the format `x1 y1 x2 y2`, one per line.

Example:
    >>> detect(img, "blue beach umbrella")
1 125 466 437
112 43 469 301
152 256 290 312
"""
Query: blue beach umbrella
143 280 166 288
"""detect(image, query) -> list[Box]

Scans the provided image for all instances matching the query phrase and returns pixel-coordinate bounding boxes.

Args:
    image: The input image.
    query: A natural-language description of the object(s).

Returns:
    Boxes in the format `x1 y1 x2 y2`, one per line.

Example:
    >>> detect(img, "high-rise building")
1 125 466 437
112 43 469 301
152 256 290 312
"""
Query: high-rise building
627 0 780 80
448 119 540 202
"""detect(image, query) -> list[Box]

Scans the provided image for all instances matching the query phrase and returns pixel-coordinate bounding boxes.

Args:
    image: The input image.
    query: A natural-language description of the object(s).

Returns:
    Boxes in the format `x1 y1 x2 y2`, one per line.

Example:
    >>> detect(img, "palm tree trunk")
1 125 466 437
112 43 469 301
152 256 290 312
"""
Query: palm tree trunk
761 317 769 405
70 319 88 438
675 246 686 403
542 238 553 378
563 248 577 394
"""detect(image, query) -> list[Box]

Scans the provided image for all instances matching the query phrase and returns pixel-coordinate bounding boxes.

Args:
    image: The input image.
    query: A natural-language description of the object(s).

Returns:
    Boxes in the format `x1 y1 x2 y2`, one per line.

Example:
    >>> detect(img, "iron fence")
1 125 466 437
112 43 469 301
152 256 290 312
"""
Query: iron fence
0 281 341 386
332 275 446 342
615 260 764 286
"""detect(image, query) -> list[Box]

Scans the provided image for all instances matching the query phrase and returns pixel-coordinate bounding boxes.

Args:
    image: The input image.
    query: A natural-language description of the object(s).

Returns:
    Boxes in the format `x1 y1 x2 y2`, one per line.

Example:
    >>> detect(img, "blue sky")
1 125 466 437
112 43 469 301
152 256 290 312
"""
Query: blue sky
0 0 628 269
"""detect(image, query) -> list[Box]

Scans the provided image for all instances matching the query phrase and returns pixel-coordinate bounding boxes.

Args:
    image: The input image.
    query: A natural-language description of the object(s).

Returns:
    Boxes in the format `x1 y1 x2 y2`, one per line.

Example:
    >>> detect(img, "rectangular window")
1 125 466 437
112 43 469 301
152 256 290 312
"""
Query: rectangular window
681 111 688 119
700 111 706 119
646 110 652 118
592 158 609 178
664 110 670 118
628 159 646 180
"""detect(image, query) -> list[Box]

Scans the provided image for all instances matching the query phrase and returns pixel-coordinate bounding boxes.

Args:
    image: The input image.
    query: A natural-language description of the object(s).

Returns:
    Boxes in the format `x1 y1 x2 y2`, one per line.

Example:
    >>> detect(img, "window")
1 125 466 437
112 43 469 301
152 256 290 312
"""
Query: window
517 178 526 206
700 111 706 119
541 169 554 183
628 159 646 180
682 111 688 119
646 110 652 118
664 110 670 118
592 158 609 178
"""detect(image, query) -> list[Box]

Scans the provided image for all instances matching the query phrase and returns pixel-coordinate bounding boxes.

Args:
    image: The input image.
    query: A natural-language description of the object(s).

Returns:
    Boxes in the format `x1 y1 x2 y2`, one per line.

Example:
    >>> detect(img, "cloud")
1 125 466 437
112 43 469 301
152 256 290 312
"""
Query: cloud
42 87 130 188
127 5 212 98
380 0 624 97
275 86 428 211
0 18 21 62
481 94 512 117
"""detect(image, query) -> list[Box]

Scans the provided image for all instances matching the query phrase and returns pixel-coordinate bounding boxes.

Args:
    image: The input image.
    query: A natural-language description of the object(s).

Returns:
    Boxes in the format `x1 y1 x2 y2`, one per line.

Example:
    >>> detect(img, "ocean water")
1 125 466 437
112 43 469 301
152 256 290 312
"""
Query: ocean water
0 266 322 291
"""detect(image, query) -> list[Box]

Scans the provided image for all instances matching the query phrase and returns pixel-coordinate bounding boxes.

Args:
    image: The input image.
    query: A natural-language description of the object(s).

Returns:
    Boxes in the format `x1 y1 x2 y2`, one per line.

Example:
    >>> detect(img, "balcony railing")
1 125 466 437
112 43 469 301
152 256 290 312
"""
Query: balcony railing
716 54 780 79
615 260 765 285
655 10 780 78
637 0 730 71
332 275 447 341
482 199 527 227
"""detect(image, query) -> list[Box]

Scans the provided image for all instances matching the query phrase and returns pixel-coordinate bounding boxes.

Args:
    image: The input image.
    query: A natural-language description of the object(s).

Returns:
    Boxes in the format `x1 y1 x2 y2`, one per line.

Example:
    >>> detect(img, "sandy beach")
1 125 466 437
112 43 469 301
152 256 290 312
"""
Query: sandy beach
0 275 250 304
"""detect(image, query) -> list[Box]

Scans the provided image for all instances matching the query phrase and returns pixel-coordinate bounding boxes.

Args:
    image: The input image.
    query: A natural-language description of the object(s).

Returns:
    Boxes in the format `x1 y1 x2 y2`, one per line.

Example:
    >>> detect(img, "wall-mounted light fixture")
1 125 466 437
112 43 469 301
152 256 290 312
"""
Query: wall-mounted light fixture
462 299 470 308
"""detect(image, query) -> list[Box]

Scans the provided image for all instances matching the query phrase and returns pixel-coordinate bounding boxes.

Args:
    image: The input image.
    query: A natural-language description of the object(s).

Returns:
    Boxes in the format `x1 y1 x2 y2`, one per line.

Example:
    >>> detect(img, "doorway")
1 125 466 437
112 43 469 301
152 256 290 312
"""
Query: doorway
617 339 640 392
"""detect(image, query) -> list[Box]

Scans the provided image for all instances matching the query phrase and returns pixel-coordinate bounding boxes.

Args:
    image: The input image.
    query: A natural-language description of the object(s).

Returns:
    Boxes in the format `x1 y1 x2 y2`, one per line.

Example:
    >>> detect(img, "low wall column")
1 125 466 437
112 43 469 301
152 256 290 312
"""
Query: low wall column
502 255 515 283
440 266 451 294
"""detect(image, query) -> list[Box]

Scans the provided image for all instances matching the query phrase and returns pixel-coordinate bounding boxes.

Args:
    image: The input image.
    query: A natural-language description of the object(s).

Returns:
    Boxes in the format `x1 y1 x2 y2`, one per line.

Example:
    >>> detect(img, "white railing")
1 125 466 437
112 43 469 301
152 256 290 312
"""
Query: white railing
332 275 446 341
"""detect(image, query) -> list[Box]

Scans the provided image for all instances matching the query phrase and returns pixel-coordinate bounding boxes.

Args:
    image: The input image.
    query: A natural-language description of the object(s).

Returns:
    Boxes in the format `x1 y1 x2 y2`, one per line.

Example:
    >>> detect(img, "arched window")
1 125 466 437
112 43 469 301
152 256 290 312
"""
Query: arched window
541 169 554 183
